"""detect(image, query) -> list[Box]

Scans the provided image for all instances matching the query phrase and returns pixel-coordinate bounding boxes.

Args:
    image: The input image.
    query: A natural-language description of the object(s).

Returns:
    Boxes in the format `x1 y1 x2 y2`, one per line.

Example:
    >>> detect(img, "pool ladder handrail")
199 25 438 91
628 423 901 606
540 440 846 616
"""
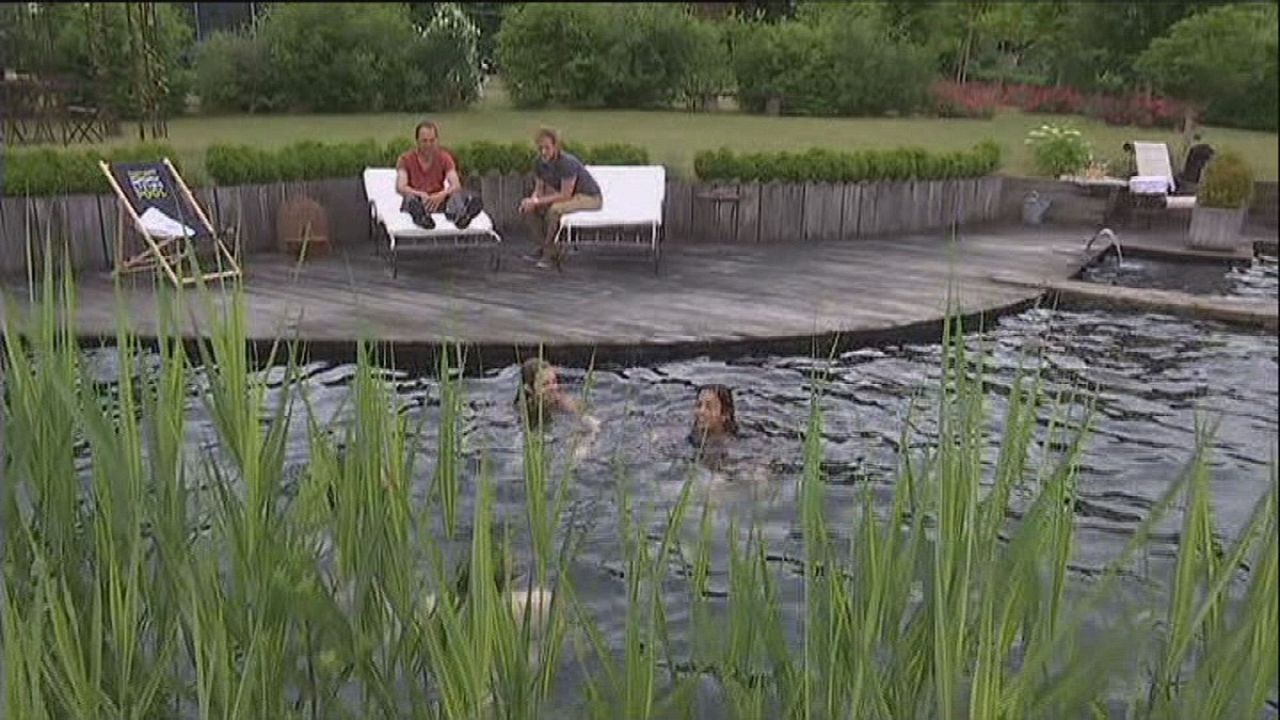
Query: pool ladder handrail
1085 227 1124 266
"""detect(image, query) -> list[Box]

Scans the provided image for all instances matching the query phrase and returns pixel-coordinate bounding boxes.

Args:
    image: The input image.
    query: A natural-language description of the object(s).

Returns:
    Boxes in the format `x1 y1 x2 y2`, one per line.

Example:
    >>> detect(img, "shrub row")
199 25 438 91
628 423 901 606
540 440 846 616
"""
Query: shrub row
206 140 651 186
2 144 184 197
693 143 1002 184
2 140 650 196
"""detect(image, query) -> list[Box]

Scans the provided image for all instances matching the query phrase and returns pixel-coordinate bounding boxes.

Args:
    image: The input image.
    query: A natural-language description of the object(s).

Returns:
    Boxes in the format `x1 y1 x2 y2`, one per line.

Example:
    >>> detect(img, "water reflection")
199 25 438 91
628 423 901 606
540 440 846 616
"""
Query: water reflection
78 303 1277 672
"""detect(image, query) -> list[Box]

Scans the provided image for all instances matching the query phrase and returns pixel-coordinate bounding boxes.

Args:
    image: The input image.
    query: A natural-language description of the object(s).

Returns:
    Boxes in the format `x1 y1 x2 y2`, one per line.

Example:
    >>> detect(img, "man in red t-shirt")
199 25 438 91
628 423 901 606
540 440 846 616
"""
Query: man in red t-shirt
395 120 483 229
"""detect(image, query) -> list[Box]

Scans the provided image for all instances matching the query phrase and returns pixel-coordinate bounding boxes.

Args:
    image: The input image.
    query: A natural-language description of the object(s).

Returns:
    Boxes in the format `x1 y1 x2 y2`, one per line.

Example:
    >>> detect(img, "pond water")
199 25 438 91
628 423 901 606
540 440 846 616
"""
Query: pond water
1080 252 1278 298
72 299 1279 714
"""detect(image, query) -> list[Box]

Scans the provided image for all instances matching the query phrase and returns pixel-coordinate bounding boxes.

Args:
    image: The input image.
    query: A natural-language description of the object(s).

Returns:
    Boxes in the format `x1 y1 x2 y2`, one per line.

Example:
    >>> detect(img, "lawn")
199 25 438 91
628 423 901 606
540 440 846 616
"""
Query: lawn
76 81 1279 183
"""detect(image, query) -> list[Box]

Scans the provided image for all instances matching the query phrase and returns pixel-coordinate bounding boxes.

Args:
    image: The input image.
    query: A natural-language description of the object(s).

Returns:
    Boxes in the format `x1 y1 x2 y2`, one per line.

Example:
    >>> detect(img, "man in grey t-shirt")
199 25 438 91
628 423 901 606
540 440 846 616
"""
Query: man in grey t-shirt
519 127 603 268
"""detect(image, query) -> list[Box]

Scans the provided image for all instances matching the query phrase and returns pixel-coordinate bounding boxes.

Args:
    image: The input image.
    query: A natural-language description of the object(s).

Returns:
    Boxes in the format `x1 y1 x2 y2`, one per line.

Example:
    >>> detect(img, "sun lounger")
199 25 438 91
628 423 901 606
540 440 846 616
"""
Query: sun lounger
1130 142 1198 208
99 158 241 286
362 168 502 278
554 165 666 274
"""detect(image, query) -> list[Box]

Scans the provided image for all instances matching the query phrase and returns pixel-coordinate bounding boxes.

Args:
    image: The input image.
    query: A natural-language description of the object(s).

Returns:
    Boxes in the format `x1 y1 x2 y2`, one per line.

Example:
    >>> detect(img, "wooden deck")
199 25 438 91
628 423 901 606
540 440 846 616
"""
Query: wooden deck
3 225 1108 368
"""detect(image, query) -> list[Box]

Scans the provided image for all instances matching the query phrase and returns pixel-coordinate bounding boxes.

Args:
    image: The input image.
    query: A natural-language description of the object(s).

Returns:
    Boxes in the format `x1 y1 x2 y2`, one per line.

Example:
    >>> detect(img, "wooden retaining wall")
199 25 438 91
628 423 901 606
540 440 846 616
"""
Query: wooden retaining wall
0 174 1005 278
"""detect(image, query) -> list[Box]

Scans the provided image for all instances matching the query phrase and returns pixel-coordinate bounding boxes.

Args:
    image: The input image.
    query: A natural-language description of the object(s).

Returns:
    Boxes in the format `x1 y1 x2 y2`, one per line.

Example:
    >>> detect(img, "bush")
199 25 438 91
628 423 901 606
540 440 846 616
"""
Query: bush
929 81 999 120
449 141 532 176
692 142 1001 183
728 19 835 115
194 31 280 113
1136 4 1279 132
257 3 416 112
1078 92 1185 130
46 3 193 118
404 4 484 111
825 17 933 117
1025 123 1091 178
497 3 718 109
249 2 479 114
728 12 932 117
205 139 651 185
675 19 734 109
1197 151 1255 210
1003 84 1084 115
3 144 182 197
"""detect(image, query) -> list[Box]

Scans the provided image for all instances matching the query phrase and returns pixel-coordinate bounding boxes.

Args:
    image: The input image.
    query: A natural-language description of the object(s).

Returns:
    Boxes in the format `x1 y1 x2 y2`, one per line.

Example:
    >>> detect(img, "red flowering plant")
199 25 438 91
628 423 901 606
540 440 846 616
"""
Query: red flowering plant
928 80 1000 119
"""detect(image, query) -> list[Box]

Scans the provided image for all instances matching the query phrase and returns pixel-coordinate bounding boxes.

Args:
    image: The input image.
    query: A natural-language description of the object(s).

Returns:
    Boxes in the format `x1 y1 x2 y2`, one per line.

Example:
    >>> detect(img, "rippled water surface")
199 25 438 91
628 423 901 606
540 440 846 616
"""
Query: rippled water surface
1080 253 1278 298
76 302 1279 714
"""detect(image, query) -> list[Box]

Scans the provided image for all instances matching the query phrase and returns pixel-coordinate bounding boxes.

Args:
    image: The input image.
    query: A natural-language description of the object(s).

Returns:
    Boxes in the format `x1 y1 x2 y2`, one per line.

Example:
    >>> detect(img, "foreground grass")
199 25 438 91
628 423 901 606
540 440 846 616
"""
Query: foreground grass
1 256 1277 718
46 79 1280 183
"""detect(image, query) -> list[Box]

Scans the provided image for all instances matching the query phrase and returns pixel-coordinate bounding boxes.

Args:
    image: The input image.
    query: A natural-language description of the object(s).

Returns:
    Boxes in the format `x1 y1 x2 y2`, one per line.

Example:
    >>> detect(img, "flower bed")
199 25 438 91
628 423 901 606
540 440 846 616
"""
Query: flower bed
929 81 1188 129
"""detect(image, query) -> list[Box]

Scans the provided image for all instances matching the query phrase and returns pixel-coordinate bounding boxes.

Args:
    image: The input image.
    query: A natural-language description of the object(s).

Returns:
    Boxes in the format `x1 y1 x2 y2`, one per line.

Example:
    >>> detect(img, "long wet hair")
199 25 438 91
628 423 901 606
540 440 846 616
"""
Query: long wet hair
515 357 552 427
694 384 739 437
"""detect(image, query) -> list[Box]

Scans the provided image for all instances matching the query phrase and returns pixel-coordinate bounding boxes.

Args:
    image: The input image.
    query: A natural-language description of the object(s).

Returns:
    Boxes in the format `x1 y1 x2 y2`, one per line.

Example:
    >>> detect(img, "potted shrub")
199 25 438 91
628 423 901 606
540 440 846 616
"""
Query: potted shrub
1188 150 1254 250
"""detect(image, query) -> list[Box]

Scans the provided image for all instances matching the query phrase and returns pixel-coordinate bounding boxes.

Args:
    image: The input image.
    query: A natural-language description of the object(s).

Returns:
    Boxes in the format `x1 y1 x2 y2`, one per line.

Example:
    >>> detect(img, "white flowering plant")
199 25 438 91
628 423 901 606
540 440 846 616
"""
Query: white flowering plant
1025 123 1092 178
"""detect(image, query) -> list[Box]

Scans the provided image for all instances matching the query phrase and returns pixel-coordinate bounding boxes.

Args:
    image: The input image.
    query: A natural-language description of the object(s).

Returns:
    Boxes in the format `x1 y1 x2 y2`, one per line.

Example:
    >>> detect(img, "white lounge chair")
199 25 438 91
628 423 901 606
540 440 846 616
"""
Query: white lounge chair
554 165 666 274
1129 141 1198 213
362 168 502 277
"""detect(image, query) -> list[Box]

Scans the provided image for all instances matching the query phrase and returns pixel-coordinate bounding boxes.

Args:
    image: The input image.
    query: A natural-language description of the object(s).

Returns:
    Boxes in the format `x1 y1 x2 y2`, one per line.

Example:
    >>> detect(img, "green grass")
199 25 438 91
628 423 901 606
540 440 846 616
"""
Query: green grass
58 78 1280 183
2 243 1277 718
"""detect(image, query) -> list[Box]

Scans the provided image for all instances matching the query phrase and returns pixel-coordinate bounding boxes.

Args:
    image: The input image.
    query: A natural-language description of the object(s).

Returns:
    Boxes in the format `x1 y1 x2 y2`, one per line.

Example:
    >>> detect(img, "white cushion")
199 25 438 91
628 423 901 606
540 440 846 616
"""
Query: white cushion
560 165 666 229
362 168 496 238
138 206 196 239
1129 175 1173 195
1132 142 1175 187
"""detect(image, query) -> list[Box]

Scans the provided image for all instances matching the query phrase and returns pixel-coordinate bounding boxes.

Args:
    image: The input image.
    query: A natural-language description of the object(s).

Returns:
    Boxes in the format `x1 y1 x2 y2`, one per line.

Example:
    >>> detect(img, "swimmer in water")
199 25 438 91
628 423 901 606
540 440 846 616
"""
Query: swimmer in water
515 358 601 432
690 383 739 443
688 384 739 472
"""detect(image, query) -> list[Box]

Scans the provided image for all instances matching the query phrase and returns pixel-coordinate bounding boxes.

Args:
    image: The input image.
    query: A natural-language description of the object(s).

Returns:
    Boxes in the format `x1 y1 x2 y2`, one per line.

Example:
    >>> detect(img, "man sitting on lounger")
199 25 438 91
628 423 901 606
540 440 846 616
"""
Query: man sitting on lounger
396 120 483 230
519 127 603 268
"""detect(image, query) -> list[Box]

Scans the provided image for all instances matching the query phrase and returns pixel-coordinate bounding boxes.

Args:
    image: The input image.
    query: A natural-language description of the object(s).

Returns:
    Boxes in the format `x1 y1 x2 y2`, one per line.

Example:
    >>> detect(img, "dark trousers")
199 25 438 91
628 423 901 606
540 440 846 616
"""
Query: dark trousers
401 190 481 224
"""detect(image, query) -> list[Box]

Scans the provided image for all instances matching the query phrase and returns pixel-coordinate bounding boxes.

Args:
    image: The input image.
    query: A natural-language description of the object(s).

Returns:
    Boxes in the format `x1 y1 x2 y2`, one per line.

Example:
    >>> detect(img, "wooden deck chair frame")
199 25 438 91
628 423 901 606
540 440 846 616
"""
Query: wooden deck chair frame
99 157 242 286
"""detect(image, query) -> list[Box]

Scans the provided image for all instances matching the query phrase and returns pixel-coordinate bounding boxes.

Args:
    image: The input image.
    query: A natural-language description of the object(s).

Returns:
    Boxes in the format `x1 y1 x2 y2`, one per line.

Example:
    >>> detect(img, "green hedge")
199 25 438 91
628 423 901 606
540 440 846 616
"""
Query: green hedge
206 139 651 186
2 140 653 196
693 142 1002 183
3 144 183 197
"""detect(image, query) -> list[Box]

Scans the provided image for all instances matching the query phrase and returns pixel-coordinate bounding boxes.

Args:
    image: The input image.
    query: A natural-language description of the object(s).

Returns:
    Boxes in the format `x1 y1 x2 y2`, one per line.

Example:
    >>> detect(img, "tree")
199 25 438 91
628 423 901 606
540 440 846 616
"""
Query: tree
1051 1 1227 90
1135 3 1279 131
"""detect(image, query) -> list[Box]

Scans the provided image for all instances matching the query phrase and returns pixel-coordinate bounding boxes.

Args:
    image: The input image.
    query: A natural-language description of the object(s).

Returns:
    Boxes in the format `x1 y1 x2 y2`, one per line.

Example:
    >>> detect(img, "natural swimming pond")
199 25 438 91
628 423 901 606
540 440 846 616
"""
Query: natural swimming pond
47 300 1276 717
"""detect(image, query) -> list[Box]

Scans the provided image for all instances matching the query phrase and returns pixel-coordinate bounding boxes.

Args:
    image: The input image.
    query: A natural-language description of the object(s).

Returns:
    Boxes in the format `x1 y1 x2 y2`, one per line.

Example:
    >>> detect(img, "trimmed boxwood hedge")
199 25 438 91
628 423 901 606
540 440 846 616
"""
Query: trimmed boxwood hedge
1 139 652 197
693 142 1002 183
205 139 652 186
2 139 1004 196
3 144 184 197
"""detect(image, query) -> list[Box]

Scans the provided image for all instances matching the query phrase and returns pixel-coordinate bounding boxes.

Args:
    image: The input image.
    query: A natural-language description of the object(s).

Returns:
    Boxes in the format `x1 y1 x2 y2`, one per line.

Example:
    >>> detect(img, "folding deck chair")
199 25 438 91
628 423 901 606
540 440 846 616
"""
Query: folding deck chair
553 165 666 274
362 168 502 278
1126 141 1197 228
99 158 241 285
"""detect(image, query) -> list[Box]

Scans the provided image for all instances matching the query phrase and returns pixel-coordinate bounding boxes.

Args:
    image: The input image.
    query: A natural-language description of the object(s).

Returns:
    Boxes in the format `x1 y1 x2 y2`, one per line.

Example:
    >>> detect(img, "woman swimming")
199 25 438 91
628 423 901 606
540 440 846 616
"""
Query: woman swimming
690 383 739 442
515 358 601 433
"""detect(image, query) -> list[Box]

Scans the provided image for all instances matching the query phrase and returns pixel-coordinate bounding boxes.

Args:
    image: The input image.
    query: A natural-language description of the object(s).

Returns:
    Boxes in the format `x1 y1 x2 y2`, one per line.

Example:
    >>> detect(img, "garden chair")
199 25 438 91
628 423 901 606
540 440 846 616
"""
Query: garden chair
99 158 242 286
362 168 502 278
553 165 667 274
1126 141 1197 228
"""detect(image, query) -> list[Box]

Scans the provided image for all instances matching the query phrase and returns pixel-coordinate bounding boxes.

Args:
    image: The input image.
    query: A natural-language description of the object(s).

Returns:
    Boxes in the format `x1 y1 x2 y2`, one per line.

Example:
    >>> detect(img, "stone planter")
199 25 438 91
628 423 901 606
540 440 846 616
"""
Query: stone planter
1188 206 1246 251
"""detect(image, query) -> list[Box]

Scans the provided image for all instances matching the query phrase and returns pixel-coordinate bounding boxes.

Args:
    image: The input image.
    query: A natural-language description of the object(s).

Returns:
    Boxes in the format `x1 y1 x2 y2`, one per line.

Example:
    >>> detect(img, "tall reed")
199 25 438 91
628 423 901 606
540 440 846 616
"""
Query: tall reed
1 249 1275 719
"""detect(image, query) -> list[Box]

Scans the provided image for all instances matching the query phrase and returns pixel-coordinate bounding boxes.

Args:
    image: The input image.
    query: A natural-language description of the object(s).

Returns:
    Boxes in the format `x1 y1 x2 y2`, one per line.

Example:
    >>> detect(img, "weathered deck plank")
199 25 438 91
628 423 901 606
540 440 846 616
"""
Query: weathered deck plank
1 225 1104 365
